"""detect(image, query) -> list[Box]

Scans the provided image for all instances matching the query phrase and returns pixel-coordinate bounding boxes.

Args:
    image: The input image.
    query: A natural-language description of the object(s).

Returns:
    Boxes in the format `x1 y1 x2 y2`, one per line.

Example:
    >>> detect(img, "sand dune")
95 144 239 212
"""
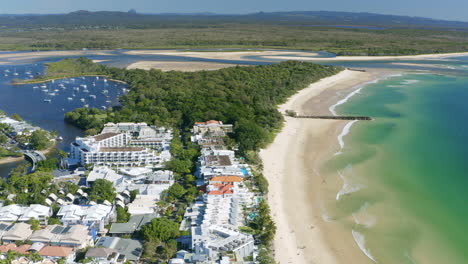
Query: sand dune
126 61 242 71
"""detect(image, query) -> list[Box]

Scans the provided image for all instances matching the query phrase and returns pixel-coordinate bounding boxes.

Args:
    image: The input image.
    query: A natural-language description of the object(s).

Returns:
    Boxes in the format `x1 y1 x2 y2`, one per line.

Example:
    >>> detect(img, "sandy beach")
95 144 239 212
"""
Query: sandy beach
123 50 319 61
260 52 468 62
126 61 243 71
259 69 389 264
0 156 24 165
124 49 468 63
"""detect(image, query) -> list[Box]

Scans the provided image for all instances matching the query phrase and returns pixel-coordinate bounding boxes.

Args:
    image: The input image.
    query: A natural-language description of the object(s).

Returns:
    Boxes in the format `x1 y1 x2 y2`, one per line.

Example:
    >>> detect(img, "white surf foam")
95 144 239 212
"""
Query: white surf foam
352 230 378 263
329 73 403 116
352 202 377 228
404 251 418 264
400 79 420 85
336 120 358 153
336 167 364 200
329 86 365 116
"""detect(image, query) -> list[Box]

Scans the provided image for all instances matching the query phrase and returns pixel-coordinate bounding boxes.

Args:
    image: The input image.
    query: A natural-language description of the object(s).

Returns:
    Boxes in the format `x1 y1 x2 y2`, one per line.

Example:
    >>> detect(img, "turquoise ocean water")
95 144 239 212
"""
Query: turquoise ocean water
325 72 468 263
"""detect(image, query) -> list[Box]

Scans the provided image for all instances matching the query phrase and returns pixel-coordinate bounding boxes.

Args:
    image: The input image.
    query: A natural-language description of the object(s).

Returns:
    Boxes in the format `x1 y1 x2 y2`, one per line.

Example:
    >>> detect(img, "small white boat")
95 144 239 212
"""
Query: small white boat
57 136 63 141
102 90 109 94
80 98 85 102
43 99 51 103
48 93 56 96
84 104 89 108
101 106 107 109
83 89 89 93
13 72 18 76
54 89 59 92
73 87 79 91
89 95 96 99
104 79 108 83
67 97 73 101
41 85 47 89
4 69 10 73
80 84 87 88
33 86 39 89
4 74 8 77
96 76 99 80
105 100 112 103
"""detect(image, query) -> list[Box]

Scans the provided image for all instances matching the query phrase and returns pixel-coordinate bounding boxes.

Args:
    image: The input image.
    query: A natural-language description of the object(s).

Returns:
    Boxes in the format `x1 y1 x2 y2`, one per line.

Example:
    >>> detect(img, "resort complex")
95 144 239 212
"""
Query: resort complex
0 121 264 264
68 122 172 167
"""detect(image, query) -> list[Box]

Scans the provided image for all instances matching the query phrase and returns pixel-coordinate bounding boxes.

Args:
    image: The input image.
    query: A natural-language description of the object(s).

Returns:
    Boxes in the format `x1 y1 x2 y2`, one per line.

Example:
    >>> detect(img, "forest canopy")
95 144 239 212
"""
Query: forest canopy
61 58 342 152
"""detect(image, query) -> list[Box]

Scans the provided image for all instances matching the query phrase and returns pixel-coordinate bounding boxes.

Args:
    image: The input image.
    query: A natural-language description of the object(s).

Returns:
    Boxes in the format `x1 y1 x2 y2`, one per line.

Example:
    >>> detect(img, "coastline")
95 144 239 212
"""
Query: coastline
123 49 468 63
0 141 56 166
11 75 127 85
0 156 23 165
260 51 468 62
259 69 390 263
126 61 244 71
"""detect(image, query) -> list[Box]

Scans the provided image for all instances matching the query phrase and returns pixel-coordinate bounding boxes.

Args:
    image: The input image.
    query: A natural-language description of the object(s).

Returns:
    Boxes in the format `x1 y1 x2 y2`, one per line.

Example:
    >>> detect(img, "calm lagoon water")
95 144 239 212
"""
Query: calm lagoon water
0 62 127 176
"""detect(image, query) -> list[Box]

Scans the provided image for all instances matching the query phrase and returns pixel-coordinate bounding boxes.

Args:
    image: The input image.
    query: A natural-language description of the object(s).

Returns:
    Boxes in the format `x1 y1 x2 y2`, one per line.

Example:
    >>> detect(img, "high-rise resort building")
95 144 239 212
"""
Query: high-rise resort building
68 123 172 167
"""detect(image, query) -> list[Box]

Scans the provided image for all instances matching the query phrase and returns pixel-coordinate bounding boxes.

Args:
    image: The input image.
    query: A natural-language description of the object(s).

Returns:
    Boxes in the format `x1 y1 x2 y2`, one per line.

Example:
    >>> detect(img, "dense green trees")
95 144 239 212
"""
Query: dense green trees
0 163 54 205
29 218 40 231
88 179 116 202
29 130 52 150
248 200 277 246
11 113 23 121
140 218 180 243
116 207 131 223
0 146 22 158
62 58 341 155
64 107 107 132
0 134 7 145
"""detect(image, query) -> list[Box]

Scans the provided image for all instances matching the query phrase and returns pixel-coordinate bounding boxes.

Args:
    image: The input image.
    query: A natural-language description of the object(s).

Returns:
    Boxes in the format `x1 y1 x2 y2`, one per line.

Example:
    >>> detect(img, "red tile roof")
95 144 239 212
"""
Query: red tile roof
207 183 234 196
0 244 31 254
210 176 243 183
195 120 221 125
39 246 73 257
0 244 18 253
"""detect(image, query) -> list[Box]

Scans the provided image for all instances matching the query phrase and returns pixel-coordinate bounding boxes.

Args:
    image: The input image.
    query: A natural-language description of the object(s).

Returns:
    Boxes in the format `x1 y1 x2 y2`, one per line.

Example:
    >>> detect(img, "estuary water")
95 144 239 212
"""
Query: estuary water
0 63 127 176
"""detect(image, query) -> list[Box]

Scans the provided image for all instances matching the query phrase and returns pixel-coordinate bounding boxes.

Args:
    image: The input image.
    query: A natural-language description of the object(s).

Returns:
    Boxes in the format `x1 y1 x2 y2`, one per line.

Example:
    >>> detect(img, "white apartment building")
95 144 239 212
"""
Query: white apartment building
69 122 172 167
0 204 52 224
56 204 115 231
191 120 233 143
183 177 256 262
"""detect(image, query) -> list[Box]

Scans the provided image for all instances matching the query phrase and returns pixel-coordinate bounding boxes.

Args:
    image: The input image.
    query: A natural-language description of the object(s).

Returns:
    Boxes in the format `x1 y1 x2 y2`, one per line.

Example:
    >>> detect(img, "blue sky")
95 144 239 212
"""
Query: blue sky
1 0 467 21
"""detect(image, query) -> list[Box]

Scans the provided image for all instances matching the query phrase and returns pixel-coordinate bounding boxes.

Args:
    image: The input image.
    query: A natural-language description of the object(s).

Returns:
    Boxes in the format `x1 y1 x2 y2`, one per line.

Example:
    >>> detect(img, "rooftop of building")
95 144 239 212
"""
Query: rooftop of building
38 246 74 257
93 132 120 142
99 147 145 152
204 155 232 166
109 214 157 234
210 176 243 183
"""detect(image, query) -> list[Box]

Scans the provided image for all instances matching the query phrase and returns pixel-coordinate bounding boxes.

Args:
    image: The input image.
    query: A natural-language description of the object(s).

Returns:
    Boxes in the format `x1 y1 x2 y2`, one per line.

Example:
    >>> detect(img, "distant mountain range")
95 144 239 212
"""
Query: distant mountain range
1 10 468 29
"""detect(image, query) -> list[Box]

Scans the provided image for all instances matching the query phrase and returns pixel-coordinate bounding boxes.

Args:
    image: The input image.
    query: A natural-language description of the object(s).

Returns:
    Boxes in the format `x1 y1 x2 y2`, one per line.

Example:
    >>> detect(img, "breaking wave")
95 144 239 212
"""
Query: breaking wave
352 230 377 263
